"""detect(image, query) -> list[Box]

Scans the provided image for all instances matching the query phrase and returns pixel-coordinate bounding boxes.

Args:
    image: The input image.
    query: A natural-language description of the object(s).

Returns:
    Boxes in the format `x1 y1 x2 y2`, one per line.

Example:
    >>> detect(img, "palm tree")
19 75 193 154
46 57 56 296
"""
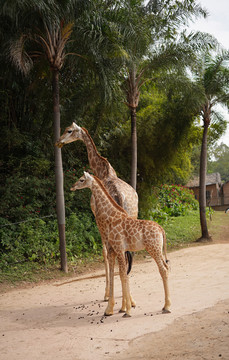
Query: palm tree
118 0 209 190
194 51 229 240
3 0 87 272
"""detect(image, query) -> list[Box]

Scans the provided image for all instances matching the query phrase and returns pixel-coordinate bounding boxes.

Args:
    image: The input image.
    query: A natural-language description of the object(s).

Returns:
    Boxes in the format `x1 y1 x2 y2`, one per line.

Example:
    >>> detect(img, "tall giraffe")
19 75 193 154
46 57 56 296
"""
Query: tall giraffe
56 122 138 301
71 172 171 317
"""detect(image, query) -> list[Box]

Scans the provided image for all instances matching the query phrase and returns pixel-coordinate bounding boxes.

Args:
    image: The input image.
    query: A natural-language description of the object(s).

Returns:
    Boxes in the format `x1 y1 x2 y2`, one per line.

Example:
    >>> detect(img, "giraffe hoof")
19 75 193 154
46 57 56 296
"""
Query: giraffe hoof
104 312 113 316
119 309 126 313
162 308 171 314
104 297 109 302
122 313 131 318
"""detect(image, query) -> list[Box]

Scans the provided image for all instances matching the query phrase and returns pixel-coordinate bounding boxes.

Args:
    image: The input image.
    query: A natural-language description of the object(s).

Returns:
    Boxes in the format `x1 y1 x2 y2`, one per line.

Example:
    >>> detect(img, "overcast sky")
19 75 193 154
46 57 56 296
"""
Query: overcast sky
189 0 229 146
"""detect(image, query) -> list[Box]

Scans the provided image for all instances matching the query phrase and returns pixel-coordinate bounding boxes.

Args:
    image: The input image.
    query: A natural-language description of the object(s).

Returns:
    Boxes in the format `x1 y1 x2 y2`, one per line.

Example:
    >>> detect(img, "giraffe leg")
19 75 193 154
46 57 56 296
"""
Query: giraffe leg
104 247 116 316
119 289 136 310
146 242 171 313
125 252 136 307
102 244 109 301
130 294 136 308
117 253 132 317
154 255 171 313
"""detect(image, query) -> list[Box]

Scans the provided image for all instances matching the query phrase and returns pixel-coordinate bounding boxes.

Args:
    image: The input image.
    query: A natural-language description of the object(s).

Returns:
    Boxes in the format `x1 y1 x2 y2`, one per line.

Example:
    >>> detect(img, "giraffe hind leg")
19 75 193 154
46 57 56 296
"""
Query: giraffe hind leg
146 246 171 313
156 256 171 313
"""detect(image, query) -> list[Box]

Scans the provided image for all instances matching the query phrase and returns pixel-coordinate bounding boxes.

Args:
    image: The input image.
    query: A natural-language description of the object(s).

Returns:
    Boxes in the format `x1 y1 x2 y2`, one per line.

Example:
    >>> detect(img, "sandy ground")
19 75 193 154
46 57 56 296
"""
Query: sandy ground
0 241 229 360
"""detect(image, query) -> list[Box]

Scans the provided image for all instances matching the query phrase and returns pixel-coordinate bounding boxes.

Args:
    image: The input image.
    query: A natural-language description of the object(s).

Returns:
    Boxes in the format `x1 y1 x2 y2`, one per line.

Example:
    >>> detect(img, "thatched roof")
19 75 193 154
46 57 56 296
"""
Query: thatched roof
186 172 222 188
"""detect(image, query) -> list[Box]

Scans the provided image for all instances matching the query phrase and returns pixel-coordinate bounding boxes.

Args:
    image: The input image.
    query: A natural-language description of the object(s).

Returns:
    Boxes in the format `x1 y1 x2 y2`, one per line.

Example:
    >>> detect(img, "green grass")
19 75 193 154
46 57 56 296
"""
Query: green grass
207 210 229 241
0 254 104 289
164 210 201 249
0 262 61 285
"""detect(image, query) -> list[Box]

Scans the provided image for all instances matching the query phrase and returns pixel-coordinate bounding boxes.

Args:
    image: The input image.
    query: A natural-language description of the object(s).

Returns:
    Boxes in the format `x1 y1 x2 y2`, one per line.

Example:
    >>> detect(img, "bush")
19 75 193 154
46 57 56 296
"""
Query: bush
65 213 101 261
0 161 91 223
0 212 101 270
147 184 198 224
0 216 59 269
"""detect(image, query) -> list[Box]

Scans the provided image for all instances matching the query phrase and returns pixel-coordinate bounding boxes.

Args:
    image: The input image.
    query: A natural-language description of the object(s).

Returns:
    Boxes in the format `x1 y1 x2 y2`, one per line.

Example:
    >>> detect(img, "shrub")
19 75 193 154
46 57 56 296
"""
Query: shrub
147 184 198 224
0 216 59 268
0 212 101 270
65 213 101 261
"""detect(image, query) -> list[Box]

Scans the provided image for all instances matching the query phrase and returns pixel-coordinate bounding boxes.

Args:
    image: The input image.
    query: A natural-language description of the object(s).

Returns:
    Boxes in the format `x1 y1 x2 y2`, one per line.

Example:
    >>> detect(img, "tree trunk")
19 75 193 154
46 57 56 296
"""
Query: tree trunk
198 119 211 241
130 107 137 190
52 69 68 272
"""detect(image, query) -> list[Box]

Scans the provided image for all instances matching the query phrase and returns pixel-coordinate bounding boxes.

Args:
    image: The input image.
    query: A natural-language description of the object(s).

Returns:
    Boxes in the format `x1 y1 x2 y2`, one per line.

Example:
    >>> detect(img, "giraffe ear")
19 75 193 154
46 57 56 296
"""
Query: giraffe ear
72 122 81 131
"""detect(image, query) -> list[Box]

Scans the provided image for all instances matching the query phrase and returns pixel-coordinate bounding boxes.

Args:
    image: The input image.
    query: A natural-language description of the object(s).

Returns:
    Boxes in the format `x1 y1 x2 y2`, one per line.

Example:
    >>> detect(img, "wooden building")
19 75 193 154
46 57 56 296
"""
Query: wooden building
186 172 229 211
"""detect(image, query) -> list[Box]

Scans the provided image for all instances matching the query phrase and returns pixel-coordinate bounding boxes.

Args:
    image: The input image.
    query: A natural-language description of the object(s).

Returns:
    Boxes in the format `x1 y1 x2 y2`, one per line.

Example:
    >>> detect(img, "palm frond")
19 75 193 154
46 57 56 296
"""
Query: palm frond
9 35 33 75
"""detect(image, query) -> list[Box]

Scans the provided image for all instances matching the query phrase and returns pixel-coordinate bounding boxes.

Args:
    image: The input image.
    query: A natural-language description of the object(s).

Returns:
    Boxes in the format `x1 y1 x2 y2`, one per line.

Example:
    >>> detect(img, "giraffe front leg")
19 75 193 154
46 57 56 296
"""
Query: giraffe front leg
117 253 132 317
102 244 109 301
104 247 116 316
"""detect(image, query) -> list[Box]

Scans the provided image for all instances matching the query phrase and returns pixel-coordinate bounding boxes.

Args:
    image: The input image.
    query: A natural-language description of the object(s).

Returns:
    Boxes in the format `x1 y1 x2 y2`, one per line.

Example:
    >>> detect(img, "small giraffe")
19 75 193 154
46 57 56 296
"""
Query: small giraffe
71 172 171 317
56 122 138 301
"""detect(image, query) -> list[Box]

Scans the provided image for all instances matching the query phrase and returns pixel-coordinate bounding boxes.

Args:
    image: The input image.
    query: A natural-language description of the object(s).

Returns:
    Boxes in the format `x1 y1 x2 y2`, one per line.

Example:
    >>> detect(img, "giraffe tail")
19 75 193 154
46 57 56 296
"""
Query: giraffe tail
162 230 171 271
125 251 133 275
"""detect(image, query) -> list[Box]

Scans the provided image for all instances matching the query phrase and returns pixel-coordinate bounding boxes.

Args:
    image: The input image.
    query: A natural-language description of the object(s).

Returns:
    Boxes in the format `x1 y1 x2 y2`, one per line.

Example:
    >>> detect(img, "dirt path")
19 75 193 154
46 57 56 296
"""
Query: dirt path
0 241 229 360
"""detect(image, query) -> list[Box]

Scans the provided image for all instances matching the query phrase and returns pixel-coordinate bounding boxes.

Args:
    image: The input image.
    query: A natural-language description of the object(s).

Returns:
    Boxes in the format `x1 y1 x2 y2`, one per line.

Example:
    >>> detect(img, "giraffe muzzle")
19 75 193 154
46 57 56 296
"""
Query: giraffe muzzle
55 141 64 148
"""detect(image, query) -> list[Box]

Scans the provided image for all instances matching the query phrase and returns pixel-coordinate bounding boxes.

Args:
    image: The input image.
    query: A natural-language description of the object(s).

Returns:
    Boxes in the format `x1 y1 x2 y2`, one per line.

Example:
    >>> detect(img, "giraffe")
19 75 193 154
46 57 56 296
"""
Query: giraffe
56 122 138 301
71 172 171 317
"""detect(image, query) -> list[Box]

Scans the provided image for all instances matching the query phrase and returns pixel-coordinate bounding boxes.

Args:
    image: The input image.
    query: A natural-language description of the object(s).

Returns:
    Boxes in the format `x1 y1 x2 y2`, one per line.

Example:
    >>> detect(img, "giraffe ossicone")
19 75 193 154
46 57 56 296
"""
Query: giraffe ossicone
83 171 92 179
71 173 171 317
72 122 81 131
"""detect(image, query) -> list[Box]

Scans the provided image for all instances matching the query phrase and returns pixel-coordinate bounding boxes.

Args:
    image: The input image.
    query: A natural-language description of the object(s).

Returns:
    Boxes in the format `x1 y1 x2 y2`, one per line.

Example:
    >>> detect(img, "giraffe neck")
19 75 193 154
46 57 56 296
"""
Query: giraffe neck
91 177 127 219
82 128 116 179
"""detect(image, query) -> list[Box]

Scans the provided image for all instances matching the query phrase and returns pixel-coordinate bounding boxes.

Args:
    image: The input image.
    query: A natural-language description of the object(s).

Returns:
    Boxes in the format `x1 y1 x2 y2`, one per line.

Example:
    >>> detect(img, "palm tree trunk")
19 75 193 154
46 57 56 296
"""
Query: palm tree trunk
198 119 211 241
130 107 137 190
52 69 68 272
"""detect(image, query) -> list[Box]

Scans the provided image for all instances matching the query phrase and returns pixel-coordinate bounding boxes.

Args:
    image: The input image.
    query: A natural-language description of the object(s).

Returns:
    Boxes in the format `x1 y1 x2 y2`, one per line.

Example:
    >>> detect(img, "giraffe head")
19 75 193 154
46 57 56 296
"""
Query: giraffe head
70 172 93 191
55 122 84 148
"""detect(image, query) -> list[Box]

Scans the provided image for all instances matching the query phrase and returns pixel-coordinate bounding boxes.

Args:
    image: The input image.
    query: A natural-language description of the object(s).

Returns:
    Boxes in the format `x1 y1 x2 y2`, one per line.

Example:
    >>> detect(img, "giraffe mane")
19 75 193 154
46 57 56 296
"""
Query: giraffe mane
93 176 128 215
82 127 117 178
82 128 109 164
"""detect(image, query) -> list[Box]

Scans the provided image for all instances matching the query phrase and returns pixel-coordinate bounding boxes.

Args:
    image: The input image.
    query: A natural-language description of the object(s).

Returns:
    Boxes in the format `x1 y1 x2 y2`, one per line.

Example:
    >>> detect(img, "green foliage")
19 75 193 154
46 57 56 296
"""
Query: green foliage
104 82 197 194
0 217 59 269
0 212 101 270
208 143 229 182
0 171 55 222
143 184 198 224
65 213 101 261
0 135 92 223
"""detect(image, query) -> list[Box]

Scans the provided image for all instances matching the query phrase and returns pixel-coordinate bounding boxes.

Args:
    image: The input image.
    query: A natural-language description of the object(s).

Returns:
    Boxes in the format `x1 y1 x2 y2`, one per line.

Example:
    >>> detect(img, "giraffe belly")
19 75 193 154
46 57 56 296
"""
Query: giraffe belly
125 242 145 252
124 233 145 252
124 226 164 253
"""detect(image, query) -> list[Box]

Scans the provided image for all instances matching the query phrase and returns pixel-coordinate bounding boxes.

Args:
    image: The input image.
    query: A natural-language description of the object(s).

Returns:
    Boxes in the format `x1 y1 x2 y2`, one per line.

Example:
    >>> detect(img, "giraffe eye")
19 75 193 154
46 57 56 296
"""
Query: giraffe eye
68 130 72 134
80 179 84 182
